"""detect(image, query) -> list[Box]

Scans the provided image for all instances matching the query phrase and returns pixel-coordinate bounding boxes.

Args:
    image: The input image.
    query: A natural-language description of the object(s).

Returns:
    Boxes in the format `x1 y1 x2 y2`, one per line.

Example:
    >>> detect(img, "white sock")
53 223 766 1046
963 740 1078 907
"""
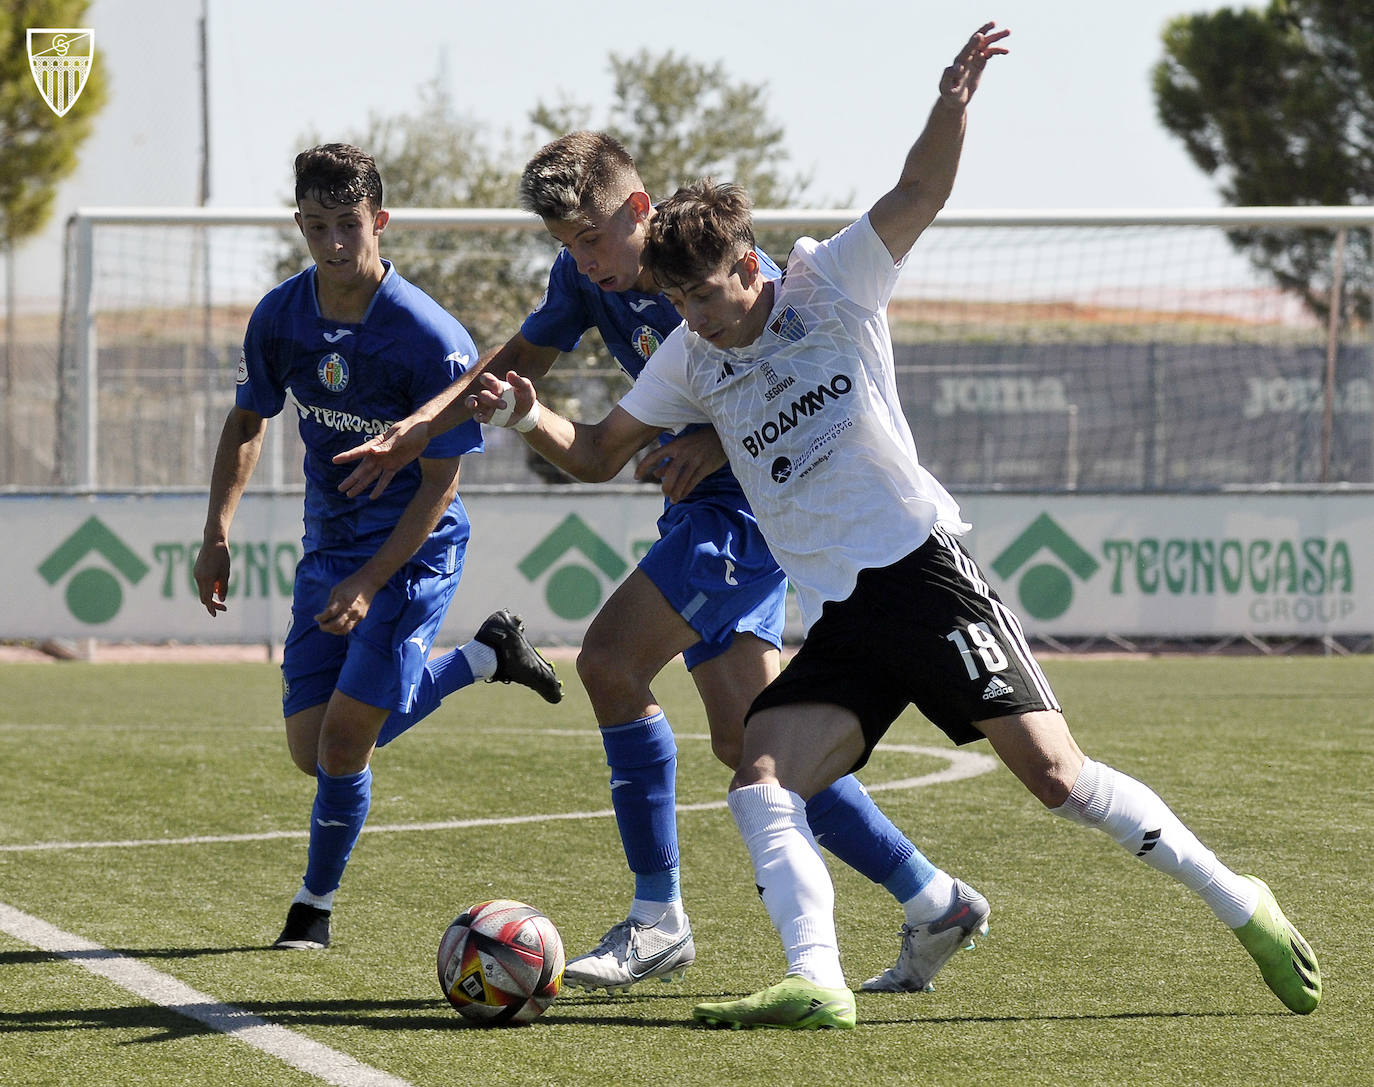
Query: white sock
1053 757 1259 928
460 639 498 680
629 898 687 931
901 870 957 926
727 783 845 989
292 885 334 911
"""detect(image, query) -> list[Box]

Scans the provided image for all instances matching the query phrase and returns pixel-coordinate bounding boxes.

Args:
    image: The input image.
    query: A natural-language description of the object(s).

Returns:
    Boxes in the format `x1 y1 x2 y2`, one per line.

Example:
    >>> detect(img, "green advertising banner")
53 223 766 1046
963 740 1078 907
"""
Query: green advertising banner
3 491 1369 644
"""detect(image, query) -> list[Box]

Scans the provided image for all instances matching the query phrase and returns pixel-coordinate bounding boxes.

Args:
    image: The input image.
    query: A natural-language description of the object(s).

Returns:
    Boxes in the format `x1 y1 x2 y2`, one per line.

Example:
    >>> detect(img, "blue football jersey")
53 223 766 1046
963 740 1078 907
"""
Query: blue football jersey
520 246 781 502
236 261 482 572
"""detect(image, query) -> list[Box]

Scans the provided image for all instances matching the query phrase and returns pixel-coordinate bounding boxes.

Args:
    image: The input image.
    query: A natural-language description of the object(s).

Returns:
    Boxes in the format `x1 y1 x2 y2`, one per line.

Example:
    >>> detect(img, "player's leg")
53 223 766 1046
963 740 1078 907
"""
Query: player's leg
982 707 1320 1013
374 609 562 748
275 688 389 950
695 702 861 1030
274 557 350 947
563 568 699 991
925 528 1320 1014
691 632 980 993
284 702 327 776
276 563 456 951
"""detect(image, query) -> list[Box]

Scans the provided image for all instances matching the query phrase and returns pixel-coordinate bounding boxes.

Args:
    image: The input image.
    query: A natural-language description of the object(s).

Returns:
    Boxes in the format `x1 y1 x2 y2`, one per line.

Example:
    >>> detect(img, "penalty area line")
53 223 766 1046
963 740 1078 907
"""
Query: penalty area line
0 901 414 1087
1 745 996 855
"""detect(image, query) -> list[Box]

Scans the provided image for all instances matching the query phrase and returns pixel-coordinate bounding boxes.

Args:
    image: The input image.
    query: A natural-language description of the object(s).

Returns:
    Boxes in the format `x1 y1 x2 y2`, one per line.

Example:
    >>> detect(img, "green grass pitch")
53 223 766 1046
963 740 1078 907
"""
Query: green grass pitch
0 654 1370 1086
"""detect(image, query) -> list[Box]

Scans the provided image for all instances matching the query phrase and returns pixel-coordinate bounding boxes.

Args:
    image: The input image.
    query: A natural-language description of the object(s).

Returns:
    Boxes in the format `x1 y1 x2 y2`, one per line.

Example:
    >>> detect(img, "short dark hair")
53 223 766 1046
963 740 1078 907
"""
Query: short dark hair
294 143 383 211
643 178 756 291
519 131 643 222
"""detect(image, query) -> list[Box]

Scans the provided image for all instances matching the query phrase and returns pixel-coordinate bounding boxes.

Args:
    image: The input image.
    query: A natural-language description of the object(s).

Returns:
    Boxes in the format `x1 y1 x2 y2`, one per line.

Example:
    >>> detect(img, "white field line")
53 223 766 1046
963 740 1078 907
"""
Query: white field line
0 744 996 854
0 902 414 1087
0 740 992 1087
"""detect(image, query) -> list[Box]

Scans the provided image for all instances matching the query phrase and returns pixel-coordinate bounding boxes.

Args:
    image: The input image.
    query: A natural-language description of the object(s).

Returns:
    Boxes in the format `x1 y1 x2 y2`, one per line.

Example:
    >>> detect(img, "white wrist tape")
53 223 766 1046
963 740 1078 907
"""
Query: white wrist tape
512 399 541 433
485 379 539 432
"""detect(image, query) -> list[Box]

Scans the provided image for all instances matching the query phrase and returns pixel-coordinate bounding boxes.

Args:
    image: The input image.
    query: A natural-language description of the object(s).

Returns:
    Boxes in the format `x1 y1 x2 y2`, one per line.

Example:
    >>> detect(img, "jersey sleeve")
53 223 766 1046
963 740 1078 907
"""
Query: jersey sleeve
519 249 592 352
419 323 484 460
234 296 287 418
616 331 708 431
795 214 901 313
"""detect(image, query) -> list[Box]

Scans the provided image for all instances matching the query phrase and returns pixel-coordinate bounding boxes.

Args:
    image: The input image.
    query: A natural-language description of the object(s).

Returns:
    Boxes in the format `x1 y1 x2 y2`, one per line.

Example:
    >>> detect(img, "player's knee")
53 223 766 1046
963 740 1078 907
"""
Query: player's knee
288 748 316 776
1022 759 1078 810
576 642 642 702
710 730 743 771
316 734 370 777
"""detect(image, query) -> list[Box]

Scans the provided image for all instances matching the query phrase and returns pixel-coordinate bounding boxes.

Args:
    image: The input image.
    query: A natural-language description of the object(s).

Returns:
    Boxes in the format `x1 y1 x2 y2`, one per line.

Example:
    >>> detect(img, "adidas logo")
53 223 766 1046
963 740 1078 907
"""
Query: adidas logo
1136 827 1161 857
981 676 1014 701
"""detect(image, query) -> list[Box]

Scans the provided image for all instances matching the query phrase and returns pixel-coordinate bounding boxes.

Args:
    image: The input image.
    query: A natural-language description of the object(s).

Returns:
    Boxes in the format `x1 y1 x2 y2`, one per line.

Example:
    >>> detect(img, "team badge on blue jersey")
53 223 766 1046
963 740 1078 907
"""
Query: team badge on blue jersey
632 324 663 360
236 348 248 386
769 306 807 342
317 353 349 392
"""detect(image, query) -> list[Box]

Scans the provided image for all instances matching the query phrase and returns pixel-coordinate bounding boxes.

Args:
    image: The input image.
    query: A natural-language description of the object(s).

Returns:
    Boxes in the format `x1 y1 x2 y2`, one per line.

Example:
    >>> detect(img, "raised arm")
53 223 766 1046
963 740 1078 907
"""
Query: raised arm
467 370 661 484
332 332 561 498
868 22 1008 262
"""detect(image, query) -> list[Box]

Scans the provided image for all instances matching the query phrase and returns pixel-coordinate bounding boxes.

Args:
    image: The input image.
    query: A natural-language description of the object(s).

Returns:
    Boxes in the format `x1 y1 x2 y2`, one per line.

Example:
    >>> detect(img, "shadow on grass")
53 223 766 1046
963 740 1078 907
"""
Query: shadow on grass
0 944 1289 1038
0 995 695 1037
0 945 265 967
0 995 1284 1039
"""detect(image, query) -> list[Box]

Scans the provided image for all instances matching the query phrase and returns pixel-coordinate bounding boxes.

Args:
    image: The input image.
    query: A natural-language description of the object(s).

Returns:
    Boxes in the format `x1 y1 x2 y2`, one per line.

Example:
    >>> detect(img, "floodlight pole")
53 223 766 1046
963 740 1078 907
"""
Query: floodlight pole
197 1 214 479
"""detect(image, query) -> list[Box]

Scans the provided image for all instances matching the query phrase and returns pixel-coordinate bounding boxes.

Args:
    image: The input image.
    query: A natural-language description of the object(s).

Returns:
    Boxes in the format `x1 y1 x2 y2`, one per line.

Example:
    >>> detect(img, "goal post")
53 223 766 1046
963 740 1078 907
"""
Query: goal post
52 205 1374 493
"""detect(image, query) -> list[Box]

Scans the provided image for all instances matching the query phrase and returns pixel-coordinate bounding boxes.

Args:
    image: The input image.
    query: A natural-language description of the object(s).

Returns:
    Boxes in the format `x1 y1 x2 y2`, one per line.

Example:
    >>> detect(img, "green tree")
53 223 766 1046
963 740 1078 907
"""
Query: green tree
531 49 815 263
1 4 106 485
279 76 537 357
0 6 106 249
1153 1 1373 321
290 51 812 431
532 49 811 208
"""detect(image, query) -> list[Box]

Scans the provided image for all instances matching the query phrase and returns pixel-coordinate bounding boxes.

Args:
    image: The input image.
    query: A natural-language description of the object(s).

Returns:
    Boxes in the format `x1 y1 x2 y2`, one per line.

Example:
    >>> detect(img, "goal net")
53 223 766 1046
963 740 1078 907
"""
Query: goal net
42 206 1373 492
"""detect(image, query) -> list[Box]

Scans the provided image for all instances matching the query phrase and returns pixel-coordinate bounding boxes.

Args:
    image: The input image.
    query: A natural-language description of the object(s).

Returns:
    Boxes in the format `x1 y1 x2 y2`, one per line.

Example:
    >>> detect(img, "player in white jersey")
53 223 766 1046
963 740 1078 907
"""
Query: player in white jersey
465 23 1322 1029
332 134 988 995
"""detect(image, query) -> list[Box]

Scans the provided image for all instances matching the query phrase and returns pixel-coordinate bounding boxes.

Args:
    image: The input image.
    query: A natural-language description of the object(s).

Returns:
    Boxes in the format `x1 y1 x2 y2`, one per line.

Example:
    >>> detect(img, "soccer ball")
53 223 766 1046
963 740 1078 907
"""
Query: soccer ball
437 899 565 1025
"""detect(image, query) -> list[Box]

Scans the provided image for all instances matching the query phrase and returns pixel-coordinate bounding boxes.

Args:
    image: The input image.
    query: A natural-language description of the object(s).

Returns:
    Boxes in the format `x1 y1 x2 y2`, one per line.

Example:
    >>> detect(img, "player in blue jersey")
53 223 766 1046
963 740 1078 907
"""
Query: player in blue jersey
334 134 989 995
193 143 562 952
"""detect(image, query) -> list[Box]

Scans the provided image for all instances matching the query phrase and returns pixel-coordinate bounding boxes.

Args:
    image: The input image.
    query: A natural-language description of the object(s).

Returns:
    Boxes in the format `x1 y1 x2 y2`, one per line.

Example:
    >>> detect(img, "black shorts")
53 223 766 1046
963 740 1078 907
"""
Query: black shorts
747 526 1059 771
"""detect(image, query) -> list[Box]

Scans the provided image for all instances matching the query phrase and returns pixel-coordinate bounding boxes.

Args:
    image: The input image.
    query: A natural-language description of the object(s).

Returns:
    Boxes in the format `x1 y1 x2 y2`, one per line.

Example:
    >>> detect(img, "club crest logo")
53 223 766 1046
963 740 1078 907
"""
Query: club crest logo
632 325 663 360
235 349 249 385
768 306 806 343
318 353 349 392
27 29 94 118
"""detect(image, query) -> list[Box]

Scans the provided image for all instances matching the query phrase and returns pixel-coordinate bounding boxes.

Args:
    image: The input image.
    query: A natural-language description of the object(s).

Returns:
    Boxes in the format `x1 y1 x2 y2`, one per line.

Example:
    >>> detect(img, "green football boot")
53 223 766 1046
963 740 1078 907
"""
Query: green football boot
1233 876 1321 1014
693 975 857 1030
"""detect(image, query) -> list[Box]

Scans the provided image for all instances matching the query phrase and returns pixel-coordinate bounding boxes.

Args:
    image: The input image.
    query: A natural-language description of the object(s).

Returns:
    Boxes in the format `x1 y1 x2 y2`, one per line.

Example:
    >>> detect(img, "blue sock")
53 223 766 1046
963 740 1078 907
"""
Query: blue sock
302 765 372 898
600 713 680 903
376 649 476 747
805 774 936 901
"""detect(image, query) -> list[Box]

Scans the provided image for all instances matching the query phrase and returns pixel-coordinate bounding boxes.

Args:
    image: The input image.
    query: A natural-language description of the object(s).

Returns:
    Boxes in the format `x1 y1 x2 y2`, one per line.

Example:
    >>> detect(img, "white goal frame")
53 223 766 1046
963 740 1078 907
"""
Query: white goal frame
60 204 1374 491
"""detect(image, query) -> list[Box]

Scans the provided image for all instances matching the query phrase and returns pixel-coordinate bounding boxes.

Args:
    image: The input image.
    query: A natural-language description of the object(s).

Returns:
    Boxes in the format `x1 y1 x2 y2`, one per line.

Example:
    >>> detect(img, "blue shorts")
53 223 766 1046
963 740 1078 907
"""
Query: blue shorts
281 550 463 717
639 496 787 670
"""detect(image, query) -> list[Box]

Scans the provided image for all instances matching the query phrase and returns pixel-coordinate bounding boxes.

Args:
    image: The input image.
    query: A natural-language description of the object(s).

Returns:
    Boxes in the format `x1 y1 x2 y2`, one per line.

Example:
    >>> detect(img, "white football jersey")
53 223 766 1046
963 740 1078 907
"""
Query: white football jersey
619 214 968 630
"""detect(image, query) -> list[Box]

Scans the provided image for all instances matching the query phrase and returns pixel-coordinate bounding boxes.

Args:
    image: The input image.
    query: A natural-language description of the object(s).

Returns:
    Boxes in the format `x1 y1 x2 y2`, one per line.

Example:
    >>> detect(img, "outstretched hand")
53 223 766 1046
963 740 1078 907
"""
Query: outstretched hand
940 22 1009 108
332 417 431 500
466 371 539 428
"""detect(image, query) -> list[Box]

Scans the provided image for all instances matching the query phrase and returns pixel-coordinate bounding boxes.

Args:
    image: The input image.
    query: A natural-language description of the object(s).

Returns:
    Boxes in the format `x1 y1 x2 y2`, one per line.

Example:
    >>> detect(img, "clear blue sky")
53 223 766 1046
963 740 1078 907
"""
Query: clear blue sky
15 0 1258 308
